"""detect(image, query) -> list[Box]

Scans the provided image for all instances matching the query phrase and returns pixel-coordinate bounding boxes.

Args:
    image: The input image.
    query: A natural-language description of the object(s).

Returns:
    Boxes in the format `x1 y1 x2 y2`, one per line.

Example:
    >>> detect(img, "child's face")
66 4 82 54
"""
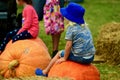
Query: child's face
16 0 24 5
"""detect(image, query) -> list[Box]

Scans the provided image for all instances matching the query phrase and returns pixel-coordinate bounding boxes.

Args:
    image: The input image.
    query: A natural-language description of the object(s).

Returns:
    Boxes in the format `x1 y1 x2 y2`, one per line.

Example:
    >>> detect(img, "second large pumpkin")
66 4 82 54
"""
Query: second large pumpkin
48 61 100 80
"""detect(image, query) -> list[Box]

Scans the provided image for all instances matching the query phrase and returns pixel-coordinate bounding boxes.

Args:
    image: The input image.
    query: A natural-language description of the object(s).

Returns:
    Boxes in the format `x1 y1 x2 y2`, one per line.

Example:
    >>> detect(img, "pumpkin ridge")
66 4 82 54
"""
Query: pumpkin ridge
0 51 14 61
0 68 8 76
18 63 37 68
0 59 11 62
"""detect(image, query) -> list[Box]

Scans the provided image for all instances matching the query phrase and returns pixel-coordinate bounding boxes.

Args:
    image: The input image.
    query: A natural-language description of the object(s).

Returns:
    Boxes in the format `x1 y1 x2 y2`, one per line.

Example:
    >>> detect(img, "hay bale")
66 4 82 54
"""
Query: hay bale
4 76 71 80
96 22 120 65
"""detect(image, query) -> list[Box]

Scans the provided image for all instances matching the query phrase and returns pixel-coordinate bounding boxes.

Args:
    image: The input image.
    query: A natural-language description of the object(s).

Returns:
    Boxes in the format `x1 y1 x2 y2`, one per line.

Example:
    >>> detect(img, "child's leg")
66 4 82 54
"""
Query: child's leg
35 51 61 76
0 29 19 53
12 30 32 43
51 34 61 57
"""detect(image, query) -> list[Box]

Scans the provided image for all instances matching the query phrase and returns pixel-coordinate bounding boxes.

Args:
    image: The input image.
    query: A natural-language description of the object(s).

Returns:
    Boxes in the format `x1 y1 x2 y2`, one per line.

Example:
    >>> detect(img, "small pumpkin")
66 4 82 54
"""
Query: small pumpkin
0 38 51 78
48 61 100 80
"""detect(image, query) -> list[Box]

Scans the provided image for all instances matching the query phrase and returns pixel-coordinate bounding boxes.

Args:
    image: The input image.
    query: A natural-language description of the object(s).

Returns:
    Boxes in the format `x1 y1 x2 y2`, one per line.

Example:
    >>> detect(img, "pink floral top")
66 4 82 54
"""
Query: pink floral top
44 0 64 35
18 5 39 38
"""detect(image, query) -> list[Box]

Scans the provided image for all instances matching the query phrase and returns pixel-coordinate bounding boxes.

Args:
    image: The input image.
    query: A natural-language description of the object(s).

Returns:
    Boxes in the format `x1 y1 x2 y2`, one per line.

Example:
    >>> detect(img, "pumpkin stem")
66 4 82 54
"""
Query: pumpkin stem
8 60 19 70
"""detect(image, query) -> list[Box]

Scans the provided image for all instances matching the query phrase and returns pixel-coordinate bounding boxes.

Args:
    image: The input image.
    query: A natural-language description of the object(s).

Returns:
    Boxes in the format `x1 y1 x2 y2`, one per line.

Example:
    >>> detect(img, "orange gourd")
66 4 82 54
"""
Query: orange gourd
0 38 51 78
48 61 100 80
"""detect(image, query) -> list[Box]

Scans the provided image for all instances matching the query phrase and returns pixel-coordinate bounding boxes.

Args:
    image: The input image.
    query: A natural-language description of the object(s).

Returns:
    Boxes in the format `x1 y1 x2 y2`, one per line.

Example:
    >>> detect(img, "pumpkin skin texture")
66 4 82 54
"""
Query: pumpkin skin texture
0 38 51 78
48 61 100 80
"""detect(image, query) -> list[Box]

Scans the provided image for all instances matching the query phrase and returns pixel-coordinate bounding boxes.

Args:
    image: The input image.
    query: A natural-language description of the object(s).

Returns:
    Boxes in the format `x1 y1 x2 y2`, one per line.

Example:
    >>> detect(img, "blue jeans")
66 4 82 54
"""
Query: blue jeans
60 50 94 64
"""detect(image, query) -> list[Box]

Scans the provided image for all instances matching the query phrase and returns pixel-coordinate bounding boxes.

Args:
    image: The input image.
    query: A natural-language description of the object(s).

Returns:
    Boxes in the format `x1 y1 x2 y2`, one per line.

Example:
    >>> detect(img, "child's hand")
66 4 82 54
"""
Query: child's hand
56 58 66 64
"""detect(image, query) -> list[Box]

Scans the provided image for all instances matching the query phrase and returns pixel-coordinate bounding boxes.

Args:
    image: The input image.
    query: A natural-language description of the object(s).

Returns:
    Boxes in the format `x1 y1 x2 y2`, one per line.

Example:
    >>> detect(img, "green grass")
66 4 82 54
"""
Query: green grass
15 0 120 80
95 64 120 80
81 0 120 38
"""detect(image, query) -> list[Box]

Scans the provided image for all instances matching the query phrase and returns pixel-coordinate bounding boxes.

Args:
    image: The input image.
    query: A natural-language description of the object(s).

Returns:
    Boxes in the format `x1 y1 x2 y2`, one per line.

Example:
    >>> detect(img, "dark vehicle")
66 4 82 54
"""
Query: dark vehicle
0 0 19 42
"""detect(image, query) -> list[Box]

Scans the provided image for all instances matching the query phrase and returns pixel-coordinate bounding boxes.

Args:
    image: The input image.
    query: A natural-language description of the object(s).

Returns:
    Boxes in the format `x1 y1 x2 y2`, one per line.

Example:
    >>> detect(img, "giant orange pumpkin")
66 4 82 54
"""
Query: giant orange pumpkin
0 38 51 78
48 61 100 80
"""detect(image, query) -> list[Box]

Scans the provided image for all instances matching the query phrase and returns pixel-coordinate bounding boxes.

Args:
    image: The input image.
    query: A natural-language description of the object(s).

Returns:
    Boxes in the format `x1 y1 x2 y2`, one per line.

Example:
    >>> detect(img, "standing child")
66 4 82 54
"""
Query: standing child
44 0 64 58
35 2 95 76
0 0 39 54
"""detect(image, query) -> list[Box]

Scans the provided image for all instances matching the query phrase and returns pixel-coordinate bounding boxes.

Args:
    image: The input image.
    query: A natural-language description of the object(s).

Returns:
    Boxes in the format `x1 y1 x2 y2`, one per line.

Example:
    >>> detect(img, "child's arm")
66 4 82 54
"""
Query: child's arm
56 40 72 64
64 40 72 60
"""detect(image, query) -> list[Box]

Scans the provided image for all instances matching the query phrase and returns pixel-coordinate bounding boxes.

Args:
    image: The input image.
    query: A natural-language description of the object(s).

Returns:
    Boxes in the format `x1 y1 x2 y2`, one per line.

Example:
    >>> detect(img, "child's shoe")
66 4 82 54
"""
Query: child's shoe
52 50 58 58
35 68 48 77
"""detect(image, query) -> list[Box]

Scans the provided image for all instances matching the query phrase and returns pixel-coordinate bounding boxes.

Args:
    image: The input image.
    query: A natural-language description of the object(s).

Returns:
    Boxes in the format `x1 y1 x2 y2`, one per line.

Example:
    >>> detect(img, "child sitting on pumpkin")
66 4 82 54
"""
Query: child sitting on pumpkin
0 0 39 54
35 2 95 76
